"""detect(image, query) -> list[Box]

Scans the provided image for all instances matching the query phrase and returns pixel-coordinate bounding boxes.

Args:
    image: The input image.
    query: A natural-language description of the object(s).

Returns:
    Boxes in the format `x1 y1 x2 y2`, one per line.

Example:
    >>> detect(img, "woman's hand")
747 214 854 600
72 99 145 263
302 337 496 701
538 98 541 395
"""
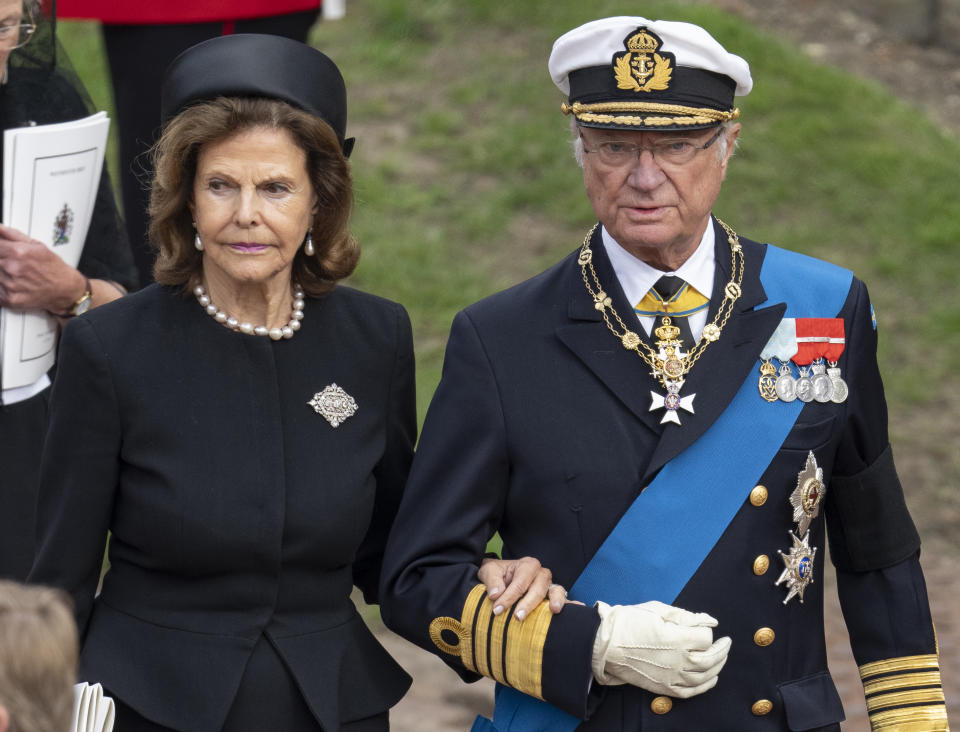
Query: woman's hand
478 556 573 621
0 224 87 313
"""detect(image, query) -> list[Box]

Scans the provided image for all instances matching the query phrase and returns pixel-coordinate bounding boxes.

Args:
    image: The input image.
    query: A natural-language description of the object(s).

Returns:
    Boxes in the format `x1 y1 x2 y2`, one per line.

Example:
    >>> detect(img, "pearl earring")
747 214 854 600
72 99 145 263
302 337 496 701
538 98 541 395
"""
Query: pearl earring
304 233 315 257
194 233 204 251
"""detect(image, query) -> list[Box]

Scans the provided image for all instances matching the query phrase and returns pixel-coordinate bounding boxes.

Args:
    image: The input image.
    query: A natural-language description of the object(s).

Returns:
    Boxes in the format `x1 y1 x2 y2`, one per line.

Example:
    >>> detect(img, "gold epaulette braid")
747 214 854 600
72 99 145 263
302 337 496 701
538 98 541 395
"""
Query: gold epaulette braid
429 584 553 700
859 653 950 730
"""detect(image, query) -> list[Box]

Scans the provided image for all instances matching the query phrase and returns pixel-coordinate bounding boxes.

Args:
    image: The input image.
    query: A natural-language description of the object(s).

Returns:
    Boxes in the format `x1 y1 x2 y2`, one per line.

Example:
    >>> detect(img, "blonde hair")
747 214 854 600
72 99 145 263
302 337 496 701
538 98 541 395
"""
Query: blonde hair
0 581 78 732
149 96 359 297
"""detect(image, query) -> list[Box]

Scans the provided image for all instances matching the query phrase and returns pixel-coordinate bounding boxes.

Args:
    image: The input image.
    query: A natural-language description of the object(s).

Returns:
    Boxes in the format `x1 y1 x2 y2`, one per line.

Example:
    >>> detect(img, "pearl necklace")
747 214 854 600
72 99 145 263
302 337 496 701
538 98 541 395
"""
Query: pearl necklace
193 284 304 340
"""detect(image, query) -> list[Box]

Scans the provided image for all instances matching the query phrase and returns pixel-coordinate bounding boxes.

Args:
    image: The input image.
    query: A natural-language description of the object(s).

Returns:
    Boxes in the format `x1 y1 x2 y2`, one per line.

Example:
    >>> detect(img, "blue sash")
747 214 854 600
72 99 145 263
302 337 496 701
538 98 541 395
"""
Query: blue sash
473 245 853 732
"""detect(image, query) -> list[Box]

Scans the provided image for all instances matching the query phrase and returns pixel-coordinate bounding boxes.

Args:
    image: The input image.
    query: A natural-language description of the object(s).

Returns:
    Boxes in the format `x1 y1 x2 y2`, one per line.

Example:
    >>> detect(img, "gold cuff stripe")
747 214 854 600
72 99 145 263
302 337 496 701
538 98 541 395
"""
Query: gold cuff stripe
868 704 949 730
860 654 941 679
866 688 946 712
428 583 552 700
863 671 944 695
463 583 487 674
474 593 492 678
488 603 510 685
563 101 738 121
505 600 551 700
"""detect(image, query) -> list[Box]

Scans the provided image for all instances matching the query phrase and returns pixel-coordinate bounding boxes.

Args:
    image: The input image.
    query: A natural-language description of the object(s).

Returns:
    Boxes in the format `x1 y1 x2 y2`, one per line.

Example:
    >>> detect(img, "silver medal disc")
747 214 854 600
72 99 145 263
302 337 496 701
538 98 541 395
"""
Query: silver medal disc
795 375 814 403
775 372 797 402
827 366 848 403
829 376 848 403
811 373 833 402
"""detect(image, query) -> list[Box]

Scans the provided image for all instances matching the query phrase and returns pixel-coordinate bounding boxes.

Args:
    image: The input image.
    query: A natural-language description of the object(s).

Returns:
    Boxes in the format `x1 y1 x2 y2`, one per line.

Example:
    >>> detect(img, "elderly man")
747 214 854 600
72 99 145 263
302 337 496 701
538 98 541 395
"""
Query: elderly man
380 16 947 731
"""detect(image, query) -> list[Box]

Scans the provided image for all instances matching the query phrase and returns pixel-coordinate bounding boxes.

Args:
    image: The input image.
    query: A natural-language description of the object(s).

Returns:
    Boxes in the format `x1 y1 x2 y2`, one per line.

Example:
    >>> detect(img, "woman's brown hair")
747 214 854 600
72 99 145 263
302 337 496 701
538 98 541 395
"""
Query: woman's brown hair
149 96 359 296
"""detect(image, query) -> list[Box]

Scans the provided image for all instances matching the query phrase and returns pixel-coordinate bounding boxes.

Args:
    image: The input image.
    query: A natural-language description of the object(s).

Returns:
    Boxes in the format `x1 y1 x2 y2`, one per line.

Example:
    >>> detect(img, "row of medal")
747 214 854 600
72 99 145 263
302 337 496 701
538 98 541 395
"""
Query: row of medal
758 318 848 404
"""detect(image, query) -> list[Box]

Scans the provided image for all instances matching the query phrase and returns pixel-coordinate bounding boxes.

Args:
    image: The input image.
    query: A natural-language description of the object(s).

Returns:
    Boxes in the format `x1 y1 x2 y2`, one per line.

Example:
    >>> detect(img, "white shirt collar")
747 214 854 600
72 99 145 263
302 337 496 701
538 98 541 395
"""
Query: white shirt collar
601 219 716 309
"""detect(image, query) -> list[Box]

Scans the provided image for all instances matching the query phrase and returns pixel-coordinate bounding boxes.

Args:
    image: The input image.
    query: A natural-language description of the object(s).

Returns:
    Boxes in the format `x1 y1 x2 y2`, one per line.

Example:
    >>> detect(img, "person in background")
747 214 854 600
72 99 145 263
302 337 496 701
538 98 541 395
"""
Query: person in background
28 33 547 731
0 579 78 732
380 16 948 731
57 0 323 287
0 0 137 581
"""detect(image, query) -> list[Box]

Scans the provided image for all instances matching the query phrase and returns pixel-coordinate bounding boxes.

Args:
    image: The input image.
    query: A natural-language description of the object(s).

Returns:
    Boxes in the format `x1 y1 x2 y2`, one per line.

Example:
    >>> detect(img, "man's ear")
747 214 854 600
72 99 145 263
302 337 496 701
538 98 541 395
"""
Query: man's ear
0 703 11 732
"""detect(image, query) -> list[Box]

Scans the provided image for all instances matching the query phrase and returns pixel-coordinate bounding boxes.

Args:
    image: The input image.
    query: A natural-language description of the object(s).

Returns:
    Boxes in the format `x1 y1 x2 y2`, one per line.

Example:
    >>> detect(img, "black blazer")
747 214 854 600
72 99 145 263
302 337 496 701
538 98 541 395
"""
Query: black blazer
380 220 941 731
30 283 415 731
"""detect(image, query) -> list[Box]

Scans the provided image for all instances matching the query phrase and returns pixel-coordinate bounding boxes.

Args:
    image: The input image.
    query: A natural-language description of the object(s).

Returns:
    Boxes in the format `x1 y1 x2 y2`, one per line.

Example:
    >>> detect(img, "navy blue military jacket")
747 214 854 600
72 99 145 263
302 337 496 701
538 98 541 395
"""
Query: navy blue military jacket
381 220 946 731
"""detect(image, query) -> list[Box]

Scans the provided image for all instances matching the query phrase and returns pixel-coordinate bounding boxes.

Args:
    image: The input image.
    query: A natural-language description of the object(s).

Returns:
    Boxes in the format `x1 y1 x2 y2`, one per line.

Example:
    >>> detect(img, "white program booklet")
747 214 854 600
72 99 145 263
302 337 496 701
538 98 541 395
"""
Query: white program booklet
71 682 116 732
1 111 110 390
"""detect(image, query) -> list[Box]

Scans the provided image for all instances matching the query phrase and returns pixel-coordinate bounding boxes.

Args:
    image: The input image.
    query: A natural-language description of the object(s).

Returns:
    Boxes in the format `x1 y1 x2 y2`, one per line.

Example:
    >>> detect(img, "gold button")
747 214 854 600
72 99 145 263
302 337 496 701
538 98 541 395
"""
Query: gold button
752 699 773 716
650 696 673 715
753 555 770 576
754 627 775 646
749 485 768 506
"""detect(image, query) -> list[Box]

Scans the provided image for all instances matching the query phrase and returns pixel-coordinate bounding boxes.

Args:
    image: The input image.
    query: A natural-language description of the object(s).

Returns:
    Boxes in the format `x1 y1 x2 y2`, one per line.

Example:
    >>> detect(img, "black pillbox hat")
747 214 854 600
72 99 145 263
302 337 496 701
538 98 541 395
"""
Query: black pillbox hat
161 34 354 156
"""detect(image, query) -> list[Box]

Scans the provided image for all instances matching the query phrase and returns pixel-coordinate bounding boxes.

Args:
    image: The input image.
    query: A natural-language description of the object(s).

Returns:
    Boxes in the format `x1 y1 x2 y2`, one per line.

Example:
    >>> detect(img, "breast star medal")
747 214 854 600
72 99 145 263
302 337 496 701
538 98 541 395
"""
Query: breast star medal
790 451 825 536
775 530 817 604
307 383 358 428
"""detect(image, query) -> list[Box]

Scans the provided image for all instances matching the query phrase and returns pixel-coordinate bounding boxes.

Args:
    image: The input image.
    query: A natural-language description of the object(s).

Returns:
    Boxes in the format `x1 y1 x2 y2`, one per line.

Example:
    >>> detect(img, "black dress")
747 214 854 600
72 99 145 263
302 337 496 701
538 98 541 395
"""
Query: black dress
29 284 415 730
0 66 138 580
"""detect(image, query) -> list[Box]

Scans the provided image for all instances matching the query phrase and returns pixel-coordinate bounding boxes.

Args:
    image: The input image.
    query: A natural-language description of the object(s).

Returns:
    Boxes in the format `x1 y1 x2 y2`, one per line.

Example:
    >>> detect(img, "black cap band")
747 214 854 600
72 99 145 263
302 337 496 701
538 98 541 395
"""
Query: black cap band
568 65 736 113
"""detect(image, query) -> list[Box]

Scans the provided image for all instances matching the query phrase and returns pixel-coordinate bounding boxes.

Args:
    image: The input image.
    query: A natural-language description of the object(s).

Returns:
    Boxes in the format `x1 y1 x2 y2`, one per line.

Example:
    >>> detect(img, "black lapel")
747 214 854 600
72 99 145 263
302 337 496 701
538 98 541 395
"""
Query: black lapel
641 221 786 483
555 226 664 437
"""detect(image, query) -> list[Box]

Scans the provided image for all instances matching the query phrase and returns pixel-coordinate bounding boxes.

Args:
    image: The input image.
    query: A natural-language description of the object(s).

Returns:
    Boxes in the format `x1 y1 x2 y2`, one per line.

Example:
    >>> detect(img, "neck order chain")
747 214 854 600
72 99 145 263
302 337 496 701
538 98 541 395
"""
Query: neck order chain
579 219 745 424
193 284 305 340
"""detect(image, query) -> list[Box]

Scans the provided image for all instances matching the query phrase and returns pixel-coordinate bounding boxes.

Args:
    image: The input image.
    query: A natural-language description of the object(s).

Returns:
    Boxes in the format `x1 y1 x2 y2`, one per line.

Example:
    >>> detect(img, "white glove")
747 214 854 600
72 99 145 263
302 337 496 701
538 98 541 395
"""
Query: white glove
591 600 732 699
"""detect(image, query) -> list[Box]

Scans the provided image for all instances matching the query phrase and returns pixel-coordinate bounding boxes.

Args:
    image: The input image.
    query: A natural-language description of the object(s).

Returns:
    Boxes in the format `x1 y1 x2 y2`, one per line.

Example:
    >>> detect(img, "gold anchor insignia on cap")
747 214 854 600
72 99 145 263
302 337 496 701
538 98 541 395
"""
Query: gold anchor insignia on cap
789 451 825 536
307 383 358 428
613 27 673 93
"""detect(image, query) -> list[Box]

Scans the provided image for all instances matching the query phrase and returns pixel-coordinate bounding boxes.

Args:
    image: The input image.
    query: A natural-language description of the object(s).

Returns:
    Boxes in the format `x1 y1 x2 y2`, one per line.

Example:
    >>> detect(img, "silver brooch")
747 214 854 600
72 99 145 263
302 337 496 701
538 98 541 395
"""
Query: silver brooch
307 383 358 428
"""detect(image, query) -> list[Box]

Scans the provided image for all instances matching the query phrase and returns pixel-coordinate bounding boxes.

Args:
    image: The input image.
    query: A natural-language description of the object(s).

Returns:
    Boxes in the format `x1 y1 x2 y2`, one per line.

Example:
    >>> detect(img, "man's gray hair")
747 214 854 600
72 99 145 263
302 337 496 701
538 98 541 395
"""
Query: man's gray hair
570 119 738 168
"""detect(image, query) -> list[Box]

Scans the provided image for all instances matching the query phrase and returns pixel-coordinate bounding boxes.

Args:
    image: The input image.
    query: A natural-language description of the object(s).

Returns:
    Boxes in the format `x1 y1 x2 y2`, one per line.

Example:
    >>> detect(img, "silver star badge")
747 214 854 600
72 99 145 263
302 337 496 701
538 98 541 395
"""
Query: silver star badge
775 530 817 604
790 451 825 536
307 383 358 428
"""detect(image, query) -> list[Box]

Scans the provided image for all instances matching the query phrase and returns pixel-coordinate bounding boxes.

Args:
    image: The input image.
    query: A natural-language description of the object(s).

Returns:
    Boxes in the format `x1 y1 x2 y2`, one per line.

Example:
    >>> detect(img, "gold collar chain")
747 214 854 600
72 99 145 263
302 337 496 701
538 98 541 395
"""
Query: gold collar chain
578 219 745 424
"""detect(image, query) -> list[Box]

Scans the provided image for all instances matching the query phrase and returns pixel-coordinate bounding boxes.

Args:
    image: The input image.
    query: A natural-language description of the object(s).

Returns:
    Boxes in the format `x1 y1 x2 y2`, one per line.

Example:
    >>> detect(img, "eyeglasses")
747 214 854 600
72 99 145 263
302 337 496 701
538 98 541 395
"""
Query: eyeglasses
0 22 36 50
581 128 724 167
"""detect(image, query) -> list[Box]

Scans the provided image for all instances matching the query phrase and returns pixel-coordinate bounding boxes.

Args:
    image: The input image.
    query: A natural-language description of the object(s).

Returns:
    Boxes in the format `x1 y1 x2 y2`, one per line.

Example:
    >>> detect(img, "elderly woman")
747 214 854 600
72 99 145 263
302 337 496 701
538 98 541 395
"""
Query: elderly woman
29 35 552 732
0 0 136 580
28 34 410 732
